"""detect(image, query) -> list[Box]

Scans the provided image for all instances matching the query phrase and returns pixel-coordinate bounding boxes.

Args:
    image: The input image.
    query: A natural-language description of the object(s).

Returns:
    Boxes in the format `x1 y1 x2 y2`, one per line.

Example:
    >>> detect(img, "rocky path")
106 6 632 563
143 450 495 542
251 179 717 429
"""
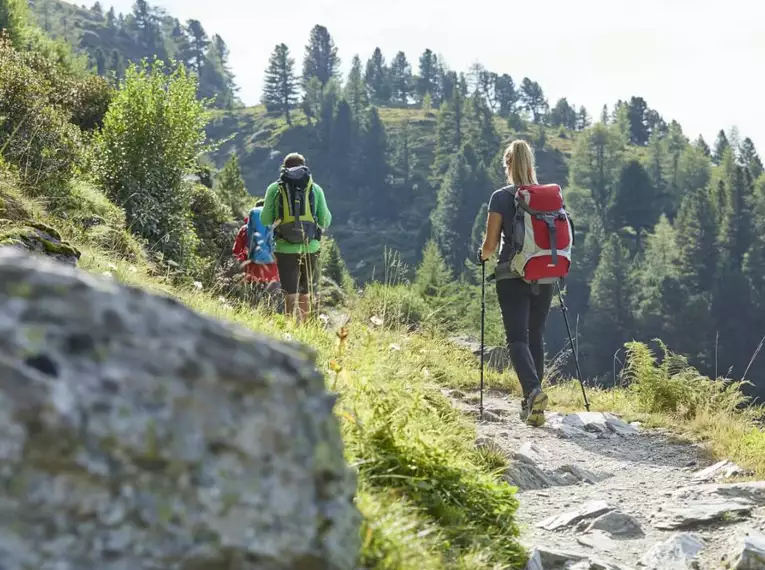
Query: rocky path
448 389 765 570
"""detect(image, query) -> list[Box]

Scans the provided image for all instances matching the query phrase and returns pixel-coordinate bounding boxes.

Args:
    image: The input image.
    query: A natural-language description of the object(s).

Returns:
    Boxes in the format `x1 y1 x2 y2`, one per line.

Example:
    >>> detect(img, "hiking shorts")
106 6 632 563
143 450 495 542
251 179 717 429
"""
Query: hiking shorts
276 252 319 295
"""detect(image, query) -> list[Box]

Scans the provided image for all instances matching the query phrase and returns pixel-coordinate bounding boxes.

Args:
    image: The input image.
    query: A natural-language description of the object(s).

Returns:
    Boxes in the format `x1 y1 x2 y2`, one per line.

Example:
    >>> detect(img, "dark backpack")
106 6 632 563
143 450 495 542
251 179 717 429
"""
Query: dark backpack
274 165 321 244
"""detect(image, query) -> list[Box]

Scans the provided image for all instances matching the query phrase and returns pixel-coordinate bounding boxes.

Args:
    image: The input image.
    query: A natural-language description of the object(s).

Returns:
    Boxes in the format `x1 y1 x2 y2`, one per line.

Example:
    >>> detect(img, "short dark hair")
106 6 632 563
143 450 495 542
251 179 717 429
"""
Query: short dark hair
283 152 305 168
255 199 265 207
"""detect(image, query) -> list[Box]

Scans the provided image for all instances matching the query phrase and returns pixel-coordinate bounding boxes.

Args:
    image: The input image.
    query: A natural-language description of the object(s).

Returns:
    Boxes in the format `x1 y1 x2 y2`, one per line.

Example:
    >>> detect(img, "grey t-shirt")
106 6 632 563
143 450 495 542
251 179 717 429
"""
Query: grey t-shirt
488 185 517 263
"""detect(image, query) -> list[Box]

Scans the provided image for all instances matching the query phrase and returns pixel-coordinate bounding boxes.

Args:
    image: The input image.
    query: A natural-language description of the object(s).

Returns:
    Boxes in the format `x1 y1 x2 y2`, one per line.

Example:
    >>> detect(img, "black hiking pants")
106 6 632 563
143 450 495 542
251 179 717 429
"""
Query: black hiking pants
496 278 554 399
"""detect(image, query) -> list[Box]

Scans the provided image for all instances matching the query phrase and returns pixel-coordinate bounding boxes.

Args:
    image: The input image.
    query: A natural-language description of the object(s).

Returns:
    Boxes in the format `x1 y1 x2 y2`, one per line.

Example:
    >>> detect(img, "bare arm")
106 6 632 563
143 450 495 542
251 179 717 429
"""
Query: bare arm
480 211 503 261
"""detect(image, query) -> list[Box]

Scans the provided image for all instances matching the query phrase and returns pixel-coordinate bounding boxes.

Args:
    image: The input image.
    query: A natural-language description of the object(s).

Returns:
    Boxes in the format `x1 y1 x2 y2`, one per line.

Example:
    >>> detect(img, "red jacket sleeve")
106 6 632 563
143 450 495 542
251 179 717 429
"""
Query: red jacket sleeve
232 226 248 261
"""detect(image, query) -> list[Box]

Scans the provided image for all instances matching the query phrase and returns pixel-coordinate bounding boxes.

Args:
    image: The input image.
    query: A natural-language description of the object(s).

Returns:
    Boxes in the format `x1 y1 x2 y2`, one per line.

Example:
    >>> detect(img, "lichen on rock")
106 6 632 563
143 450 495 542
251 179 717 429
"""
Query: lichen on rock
0 249 361 569
0 218 81 265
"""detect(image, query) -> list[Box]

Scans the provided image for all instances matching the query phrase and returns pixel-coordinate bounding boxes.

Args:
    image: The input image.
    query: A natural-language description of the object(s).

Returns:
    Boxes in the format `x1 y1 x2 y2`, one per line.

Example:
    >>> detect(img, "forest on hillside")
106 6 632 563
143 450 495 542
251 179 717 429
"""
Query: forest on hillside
12 2 765 399
28 0 238 106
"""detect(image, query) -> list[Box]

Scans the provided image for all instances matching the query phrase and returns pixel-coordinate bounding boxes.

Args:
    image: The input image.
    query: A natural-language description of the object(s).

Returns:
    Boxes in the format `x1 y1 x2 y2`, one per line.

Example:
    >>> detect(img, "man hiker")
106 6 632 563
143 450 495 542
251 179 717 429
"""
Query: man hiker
260 152 332 322
232 199 281 307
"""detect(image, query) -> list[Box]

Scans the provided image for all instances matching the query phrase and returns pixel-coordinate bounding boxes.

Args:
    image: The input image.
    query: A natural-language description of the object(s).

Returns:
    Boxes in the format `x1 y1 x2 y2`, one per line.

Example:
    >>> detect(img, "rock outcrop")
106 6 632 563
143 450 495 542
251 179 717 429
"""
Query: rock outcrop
0 249 361 569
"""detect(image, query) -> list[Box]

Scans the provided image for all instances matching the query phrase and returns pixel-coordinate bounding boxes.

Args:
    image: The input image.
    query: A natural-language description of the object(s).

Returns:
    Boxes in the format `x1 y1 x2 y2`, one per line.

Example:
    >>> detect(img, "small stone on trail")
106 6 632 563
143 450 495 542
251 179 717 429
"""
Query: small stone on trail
481 410 501 422
586 511 644 538
537 500 613 531
692 459 747 482
729 531 765 570
639 533 705 570
651 501 753 530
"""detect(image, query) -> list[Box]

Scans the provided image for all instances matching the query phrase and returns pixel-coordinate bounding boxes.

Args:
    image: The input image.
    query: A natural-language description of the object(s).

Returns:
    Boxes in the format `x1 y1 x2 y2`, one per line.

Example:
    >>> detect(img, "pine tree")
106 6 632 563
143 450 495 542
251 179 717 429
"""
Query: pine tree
583 234 635 378
740 137 764 179
520 78 547 123
600 104 609 124
674 186 718 294
261 44 298 125
712 129 730 164
432 88 465 177
302 24 340 87
320 238 350 287
431 151 470 269
626 96 649 145
106 6 115 27
632 215 679 337
550 98 577 130
92 47 106 76
364 48 391 104
694 134 711 156
718 162 753 269
609 160 660 248
417 49 440 104
466 94 500 168
568 123 625 230
494 73 518 118
358 107 390 217
389 51 413 105
577 107 591 131
415 240 453 298
186 19 209 73
744 176 765 331
109 49 123 81
91 1 103 19
215 154 249 218
344 55 368 116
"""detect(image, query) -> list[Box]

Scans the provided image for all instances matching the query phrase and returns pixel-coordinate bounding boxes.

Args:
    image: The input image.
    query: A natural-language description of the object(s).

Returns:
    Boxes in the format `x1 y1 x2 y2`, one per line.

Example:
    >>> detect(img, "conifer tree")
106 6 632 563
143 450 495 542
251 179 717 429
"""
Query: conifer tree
694 134 711 156
466 94 500 168
344 55 368 115
520 78 547 123
415 240 453 298
568 123 625 230
609 160 660 248
215 154 249 218
674 186 718 294
320 238 350 287
718 163 753 270
583 234 635 376
302 24 339 87
417 49 440 104
186 19 209 73
741 137 764 179
261 43 298 125
632 215 679 337
358 107 390 216
431 151 470 269
432 88 465 177
712 129 730 164
364 48 391 104
389 51 413 105
494 73 518 118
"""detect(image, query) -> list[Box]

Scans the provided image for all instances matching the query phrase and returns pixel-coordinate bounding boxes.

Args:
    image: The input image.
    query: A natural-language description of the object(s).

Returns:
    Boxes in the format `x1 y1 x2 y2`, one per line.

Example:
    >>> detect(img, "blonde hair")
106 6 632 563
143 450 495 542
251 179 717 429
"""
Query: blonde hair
503 140 538 186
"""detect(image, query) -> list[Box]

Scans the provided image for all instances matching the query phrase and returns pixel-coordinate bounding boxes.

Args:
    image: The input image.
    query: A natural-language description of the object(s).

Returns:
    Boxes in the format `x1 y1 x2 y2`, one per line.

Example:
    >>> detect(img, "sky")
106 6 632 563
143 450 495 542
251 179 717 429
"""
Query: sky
106 0 765 149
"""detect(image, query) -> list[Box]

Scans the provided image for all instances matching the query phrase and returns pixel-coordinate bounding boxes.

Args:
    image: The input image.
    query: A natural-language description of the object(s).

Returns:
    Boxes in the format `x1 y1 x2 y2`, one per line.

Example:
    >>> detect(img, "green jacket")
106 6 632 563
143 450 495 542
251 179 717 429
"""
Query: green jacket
260 180 332 254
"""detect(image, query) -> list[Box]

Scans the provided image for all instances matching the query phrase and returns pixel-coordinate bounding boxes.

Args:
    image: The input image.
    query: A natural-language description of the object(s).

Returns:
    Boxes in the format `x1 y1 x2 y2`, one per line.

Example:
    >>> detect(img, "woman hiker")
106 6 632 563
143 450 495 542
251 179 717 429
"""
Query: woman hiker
479 139 552 427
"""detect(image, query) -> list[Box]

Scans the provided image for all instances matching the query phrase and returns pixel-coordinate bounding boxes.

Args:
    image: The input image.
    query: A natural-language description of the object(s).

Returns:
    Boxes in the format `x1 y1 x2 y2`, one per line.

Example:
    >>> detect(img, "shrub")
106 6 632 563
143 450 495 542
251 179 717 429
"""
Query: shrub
0 35 82 194
623 340 751 418
189 182 233 262
357 283 429 329
95 58 209 266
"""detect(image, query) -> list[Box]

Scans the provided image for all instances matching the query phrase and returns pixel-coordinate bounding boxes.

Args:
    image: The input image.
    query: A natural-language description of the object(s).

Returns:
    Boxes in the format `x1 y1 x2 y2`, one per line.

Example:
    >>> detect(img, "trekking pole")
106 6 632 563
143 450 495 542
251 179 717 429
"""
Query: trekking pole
556 281 590 411
479 260 486 420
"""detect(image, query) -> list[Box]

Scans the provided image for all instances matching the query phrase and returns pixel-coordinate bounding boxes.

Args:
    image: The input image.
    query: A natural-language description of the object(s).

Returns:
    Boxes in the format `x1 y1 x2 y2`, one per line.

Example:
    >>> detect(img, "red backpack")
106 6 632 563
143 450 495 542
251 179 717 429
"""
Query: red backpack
508 184 573 284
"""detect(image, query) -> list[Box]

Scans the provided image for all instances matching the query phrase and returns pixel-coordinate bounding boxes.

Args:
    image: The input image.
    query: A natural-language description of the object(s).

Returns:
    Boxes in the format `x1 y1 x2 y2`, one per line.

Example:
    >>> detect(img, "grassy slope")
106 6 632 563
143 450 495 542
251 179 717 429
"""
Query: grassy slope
205 105 572 281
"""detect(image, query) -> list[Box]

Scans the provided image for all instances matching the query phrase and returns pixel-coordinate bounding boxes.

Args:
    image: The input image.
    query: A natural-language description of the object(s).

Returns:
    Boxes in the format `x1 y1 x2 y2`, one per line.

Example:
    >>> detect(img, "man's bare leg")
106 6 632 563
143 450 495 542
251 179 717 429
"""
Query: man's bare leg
285 293 300 320
298 294 311 322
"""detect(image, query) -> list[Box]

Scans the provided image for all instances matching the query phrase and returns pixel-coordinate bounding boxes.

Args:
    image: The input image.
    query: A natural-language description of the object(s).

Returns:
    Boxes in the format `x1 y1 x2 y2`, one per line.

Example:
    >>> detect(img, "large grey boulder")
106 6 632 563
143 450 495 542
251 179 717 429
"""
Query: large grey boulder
0 249 361 569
